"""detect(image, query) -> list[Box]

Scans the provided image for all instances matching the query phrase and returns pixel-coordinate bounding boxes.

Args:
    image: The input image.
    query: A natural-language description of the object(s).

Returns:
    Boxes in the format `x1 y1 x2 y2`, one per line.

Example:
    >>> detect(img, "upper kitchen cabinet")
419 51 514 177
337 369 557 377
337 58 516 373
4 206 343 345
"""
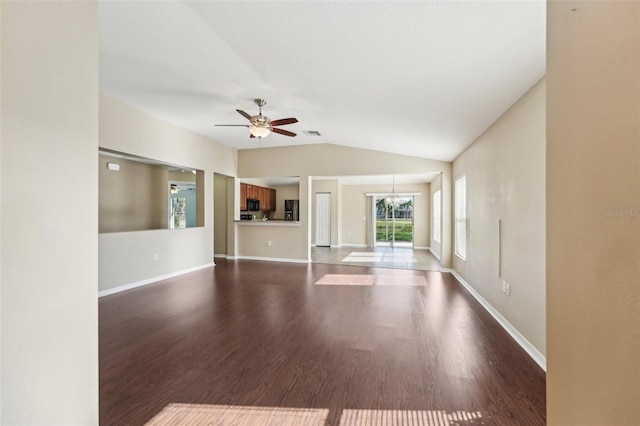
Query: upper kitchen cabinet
240 182 276 212
240 183 247 211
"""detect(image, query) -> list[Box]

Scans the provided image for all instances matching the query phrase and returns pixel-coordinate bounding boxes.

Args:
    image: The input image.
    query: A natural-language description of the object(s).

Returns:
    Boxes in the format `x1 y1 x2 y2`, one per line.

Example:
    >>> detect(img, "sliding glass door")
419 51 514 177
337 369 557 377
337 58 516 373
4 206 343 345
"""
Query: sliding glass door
375 195 414 248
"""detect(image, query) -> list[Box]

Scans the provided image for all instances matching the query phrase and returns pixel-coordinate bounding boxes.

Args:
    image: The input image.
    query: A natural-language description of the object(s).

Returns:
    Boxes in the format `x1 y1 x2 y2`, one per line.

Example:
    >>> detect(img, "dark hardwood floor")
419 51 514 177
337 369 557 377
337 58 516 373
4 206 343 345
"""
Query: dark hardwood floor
100 260 545 425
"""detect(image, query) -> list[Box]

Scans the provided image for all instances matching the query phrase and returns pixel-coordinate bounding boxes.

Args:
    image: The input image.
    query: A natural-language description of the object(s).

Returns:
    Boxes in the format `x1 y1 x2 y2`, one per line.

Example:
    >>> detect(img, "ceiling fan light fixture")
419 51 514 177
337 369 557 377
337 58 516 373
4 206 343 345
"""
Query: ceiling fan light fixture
250 125 271 138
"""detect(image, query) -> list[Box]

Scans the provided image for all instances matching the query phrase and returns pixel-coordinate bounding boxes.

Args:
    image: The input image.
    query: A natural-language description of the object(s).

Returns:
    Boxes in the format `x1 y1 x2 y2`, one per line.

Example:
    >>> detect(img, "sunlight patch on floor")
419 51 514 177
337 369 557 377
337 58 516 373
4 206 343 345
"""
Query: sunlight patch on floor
145 403 328 425
315 274 427 286
314 274 376 286
339 409 484 425
342 251 416 264
145 404 484 425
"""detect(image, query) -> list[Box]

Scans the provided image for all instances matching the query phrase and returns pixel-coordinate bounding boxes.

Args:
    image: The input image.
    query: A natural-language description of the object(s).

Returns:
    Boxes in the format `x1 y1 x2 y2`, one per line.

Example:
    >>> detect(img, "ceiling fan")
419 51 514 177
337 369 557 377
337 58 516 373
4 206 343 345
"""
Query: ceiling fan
215 99 298 139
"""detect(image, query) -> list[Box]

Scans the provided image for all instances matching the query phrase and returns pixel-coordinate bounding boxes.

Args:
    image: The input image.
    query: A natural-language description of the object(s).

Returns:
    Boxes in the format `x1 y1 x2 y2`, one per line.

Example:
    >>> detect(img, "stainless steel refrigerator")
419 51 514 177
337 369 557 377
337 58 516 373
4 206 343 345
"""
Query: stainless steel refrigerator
284 200 299 221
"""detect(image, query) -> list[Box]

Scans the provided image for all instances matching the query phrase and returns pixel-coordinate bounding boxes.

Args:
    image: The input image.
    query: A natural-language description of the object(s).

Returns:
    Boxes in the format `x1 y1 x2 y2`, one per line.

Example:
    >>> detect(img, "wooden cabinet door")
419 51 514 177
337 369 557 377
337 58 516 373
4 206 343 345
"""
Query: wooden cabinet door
270 188 276 211
259 187 266 211
246 185 255 200
240 183 247 210
265 187 272 211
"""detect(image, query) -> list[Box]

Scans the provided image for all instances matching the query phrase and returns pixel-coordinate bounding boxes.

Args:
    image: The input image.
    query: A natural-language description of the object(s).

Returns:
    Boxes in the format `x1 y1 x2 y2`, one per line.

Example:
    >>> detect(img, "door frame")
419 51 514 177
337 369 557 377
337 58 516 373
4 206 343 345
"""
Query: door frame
374 194 415 249
315 192 331 247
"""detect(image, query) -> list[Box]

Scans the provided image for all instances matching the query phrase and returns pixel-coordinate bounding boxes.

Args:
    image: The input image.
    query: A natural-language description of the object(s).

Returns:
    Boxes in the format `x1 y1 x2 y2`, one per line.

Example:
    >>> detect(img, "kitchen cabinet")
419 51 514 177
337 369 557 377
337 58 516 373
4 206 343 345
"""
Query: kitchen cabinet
240 183 276 212
258 187 264 206
240 183 247 211
269 188 276 212
263 189 267 211
261 187 270 211
246 184 256 200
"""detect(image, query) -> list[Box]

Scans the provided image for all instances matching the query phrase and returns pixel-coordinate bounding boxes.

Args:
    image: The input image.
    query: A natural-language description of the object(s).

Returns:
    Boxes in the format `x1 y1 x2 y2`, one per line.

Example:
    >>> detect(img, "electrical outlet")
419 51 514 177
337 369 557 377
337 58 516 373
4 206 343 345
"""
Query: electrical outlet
268 241 272 247
505 282 511 296
153 253 159 261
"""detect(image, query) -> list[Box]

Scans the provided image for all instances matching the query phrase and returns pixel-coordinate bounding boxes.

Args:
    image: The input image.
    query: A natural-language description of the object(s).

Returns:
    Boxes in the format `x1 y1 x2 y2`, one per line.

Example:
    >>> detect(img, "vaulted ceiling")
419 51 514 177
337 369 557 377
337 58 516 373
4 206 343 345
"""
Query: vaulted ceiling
100 1 545 162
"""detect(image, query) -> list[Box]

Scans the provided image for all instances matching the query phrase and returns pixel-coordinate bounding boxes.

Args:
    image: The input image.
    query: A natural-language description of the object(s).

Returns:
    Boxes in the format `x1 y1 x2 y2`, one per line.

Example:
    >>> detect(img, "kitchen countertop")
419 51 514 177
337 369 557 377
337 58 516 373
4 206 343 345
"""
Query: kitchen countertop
234 219 301 226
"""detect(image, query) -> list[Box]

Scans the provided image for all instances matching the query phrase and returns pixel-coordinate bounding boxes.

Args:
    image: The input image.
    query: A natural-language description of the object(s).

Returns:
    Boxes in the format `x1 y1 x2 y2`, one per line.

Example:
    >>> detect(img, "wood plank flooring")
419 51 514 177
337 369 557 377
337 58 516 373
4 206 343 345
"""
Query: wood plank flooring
100 260 545 425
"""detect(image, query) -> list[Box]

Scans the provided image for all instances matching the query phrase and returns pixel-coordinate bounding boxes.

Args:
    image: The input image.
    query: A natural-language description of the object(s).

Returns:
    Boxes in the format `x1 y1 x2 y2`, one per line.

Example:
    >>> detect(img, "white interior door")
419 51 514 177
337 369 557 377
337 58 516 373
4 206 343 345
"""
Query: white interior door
315 193 331 247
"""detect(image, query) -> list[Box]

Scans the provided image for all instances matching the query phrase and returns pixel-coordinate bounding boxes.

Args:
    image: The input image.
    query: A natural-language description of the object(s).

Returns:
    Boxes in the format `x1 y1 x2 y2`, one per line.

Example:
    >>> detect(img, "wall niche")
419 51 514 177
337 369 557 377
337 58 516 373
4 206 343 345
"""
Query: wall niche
99 149 204 233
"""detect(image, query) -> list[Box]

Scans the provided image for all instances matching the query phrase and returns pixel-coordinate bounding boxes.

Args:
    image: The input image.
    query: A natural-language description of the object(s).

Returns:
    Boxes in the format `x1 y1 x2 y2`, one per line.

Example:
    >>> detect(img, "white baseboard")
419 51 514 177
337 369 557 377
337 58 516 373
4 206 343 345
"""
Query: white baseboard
214 253 227 259
330 244 340 248
341 243 368 248
235 255 309 264
98 262 215 298
429 248 441 261
414 246 430 250
442 268 547 372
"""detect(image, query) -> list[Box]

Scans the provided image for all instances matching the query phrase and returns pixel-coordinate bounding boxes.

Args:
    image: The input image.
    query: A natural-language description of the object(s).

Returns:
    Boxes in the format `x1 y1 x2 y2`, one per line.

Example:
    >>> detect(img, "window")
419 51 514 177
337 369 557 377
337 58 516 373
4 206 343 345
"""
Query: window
455 175 467 259
432 190 441 243
170 197 187 229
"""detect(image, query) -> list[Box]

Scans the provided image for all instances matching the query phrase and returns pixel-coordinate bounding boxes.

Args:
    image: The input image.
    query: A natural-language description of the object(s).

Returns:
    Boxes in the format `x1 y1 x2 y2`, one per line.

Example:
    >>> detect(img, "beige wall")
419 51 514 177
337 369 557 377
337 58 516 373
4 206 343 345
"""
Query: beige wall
214 173 227 256
169 170 196 182
1 2 99 423
236 224 307 260
339 183 430 249
272 184 300 219
99 155 168 232
547 2 640 424
452 79 546 358
99 95 237 291
238 145 452 266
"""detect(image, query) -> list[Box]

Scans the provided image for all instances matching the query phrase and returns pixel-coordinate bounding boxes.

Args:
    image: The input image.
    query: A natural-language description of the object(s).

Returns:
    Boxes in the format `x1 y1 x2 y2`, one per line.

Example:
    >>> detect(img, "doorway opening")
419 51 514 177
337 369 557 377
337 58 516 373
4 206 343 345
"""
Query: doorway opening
375 195 414 248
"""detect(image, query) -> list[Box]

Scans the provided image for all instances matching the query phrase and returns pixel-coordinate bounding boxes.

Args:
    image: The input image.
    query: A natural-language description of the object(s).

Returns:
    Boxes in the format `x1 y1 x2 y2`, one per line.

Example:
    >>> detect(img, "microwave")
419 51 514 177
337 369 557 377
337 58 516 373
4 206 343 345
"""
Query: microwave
247 199 259 211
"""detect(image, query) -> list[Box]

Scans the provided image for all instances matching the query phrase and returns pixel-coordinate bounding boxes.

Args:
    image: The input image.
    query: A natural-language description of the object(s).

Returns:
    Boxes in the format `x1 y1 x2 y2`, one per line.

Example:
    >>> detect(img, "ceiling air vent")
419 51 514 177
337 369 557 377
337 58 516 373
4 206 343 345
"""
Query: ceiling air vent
303 130 322 136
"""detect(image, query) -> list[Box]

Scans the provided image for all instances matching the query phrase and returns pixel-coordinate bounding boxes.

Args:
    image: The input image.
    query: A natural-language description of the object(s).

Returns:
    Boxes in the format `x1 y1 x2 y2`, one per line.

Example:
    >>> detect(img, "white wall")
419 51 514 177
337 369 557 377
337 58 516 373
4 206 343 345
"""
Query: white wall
1 2 4 416
1 2 99 423
452 79 546 357
547 2 640 424
99 95 237 291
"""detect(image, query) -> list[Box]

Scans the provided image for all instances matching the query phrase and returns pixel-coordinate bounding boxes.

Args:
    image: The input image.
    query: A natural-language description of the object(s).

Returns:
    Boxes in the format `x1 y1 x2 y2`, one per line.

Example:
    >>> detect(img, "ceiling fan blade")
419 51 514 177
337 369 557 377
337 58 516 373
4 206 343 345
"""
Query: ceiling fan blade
236 109 252 121
270 117 298 127
271 128 297 137
215 124 249 127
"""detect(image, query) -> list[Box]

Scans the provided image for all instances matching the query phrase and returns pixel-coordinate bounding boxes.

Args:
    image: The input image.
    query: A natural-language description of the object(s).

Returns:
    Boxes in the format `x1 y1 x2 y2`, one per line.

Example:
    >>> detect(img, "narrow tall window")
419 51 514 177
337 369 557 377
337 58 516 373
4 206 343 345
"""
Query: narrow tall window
432 190 441 243
455 176 467 259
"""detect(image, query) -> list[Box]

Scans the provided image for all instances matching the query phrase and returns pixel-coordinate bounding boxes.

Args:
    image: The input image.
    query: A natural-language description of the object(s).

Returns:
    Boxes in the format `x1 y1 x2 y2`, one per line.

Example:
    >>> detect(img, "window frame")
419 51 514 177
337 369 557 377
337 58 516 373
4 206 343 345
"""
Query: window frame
432 190 441 243
454 175 467 260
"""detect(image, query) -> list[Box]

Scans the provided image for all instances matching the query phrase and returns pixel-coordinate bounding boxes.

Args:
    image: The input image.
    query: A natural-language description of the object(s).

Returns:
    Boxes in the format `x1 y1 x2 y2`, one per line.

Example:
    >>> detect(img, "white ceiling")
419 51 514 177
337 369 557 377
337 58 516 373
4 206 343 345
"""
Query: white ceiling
99 1 545 162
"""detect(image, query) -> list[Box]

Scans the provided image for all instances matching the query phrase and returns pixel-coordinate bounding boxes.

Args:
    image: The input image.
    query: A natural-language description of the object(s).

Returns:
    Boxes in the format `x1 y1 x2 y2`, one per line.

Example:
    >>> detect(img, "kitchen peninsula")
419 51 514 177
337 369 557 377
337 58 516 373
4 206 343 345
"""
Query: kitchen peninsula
234 217 306 262
235 219 300 226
